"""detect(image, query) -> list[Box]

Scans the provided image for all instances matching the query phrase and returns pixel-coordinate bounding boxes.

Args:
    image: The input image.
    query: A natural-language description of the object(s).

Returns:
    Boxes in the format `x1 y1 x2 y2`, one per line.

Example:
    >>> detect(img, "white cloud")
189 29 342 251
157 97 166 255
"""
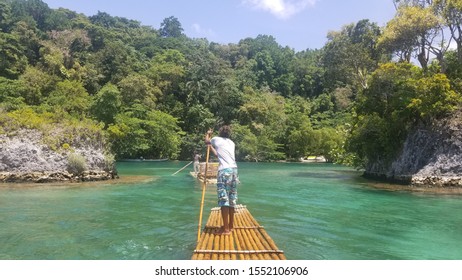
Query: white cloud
242 0 317 19
192 23 216 37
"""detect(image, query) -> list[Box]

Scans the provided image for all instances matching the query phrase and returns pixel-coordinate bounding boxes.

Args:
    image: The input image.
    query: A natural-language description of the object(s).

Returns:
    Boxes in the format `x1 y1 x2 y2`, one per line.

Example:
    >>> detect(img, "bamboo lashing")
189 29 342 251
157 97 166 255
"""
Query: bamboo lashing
192 205 286 260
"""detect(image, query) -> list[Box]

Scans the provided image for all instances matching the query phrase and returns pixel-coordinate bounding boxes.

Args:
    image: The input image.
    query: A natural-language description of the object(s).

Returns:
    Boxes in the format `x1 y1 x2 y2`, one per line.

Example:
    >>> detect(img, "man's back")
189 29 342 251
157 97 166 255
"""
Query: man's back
211 136 237 170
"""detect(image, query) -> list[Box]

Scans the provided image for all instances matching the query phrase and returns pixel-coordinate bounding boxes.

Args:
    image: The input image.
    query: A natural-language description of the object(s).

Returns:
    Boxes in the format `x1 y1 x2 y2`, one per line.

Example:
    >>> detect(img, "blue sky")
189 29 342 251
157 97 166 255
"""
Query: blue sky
42 0 397 51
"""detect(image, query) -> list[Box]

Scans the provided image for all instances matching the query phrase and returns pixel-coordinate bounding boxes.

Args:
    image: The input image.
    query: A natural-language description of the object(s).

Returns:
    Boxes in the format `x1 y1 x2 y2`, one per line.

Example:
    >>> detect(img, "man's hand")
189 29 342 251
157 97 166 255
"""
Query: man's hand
205 129 213 144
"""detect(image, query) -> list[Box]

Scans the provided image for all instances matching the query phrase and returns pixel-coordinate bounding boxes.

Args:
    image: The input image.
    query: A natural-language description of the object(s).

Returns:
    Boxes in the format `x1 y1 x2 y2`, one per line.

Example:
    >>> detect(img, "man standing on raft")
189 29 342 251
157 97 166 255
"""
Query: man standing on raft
205 126 239 235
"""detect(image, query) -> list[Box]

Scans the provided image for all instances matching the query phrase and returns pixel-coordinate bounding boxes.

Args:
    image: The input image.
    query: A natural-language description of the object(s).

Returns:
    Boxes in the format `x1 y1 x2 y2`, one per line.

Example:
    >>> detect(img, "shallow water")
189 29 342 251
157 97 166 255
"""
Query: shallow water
1 161 462 260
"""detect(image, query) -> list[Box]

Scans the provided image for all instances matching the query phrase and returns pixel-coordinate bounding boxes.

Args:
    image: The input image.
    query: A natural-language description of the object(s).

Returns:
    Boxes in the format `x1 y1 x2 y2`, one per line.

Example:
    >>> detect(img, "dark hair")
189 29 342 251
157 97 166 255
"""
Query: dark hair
218 125 231 138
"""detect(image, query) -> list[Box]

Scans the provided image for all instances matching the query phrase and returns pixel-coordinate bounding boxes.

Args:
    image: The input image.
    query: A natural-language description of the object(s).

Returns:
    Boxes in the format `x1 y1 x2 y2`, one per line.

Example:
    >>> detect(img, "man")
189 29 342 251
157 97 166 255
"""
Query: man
193 152 201 176
205 125 239 235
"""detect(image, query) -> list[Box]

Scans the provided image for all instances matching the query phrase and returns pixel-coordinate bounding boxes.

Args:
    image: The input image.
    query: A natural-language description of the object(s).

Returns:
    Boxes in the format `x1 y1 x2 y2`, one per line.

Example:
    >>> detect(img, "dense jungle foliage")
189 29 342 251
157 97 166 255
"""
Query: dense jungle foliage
1 0 461 168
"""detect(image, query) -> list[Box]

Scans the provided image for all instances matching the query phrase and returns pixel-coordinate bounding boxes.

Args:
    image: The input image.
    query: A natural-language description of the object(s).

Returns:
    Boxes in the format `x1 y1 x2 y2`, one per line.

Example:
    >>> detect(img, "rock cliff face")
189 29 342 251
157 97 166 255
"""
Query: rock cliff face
364 110 462 187
0 129 117 183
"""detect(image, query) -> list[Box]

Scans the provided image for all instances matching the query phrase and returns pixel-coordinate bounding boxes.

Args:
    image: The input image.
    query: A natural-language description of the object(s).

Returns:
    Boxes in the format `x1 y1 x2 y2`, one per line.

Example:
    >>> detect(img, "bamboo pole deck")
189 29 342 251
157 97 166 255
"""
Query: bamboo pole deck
192 204 286 260
190 162 219 185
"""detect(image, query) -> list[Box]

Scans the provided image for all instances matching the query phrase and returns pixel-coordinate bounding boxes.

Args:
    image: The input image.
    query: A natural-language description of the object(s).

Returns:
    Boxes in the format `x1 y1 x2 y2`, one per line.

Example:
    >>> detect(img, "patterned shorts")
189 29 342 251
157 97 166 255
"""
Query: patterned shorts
217 168 238 207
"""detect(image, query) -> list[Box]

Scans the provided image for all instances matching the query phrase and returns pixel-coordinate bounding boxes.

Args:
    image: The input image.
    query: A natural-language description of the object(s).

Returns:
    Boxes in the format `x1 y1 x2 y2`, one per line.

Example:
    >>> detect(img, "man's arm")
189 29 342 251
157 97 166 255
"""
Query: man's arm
205 129 217 156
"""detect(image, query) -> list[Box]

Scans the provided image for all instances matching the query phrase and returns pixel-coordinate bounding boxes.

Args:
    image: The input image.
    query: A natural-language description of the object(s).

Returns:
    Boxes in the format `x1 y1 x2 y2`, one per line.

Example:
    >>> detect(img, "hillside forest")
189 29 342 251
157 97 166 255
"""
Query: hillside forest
1 0 462 169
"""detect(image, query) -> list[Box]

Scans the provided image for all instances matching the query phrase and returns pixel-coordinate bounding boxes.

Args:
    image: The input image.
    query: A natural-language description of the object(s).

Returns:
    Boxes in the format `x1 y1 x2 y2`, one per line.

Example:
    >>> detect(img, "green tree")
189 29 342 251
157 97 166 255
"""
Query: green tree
211 78 243 123
291 49 324 98
379 5 441 70
118 73 160 108
238 86 287 141
323 19 383 91
313 127 345 162
178 104 215 159
239 35 296 96
93 40 145 85
433 0 462 62
90 83 121 126
347 113 389 168
18 65 59 105
9 0 51 30
0 1 12 32
407 73 461 120
0 77 26 110
146 49 186 97
159 16 183 38
45 8 76 31
10 20 41 65
236 87 287 160
445 50 462 92
286 115 315 159
47 80 90 116
349 62 461 168
0 32 27 78
231 122 284 162
107 107 183 159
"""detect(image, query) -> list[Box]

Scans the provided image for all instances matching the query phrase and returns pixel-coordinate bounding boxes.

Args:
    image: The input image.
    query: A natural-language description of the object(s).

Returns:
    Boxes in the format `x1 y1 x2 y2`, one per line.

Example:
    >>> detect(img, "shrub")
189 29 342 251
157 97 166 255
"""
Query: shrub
103 153 115 172
67 153 87 175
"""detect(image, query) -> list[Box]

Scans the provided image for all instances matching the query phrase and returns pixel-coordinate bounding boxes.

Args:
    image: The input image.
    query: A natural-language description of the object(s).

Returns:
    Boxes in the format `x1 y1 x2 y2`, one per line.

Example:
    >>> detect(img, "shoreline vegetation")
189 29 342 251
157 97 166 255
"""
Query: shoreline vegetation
1 1 462 191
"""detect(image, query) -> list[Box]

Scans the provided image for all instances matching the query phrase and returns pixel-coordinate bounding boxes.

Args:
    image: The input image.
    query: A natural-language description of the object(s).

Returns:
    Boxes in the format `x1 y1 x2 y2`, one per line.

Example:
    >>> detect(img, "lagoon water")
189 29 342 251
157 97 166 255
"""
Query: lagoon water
1 161 462 260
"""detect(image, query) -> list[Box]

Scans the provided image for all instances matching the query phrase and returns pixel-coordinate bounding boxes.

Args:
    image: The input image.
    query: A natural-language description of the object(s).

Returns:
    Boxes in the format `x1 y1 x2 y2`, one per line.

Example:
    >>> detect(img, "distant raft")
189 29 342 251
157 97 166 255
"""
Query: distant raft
190 162 218 185
192 204 286 260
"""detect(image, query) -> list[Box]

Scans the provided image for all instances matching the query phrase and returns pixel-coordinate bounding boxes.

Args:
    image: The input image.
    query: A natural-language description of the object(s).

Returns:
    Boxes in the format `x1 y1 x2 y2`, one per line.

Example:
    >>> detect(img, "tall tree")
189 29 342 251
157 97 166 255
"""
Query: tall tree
0 32 28 78
47 80 90 116
118 73 160 108
90 83 121 126
433 0 462 62
0 1 12 32
159 16 183 38
381 2 448 71
323 20 383 91
9 0 51 30
291 49 324 98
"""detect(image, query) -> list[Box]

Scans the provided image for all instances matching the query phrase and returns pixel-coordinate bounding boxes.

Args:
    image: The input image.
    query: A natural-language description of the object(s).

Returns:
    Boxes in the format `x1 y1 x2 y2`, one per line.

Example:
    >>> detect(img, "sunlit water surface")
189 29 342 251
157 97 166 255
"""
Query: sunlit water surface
1 161 462 260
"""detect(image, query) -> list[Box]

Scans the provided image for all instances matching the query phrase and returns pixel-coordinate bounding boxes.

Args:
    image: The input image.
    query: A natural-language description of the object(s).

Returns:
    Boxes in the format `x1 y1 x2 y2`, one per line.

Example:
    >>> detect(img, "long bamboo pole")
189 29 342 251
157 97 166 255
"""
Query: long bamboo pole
197 144 211 242
171 161 193 175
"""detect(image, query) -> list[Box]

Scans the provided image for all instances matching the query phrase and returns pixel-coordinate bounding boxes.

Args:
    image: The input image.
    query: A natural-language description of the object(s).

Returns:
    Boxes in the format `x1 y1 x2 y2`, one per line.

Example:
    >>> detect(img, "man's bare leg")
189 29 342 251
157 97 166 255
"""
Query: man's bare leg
229 207 235 231
220 206 231 235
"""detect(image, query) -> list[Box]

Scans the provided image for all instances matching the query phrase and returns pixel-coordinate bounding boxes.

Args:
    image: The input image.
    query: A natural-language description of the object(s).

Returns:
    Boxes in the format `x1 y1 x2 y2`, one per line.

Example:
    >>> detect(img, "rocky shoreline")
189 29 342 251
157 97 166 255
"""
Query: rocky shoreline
0 129 117 184
0 170 118 183
363 110 462 189
363 172 462 188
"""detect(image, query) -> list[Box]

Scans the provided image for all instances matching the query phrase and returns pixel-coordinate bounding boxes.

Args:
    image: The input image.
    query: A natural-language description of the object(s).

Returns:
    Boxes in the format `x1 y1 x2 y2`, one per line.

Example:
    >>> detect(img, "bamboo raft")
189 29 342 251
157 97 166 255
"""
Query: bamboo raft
192 204 286 260
190 162 219 184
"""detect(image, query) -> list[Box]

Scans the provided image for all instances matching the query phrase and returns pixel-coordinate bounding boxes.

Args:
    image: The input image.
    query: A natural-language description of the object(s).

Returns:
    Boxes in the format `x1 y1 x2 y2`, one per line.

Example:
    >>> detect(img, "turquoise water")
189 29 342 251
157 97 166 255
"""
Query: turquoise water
1 161 462 260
